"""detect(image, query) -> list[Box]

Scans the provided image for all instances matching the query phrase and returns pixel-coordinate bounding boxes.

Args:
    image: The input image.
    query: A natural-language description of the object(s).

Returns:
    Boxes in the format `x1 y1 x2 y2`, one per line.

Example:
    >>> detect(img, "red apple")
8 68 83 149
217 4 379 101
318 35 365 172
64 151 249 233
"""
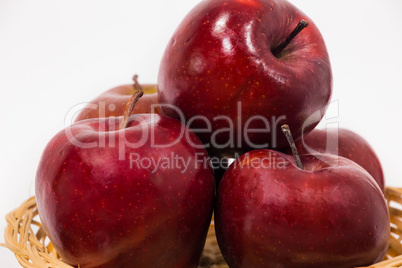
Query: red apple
283 128 385 191
75 77 159 122
215 149 389 268
158 0 332 152
35 95 215 267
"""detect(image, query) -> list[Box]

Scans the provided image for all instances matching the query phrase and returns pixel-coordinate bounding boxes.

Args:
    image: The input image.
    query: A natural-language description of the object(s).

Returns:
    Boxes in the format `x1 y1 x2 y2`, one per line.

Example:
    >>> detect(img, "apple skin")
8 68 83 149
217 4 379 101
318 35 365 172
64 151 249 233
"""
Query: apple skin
75 84 159 122
158 0 332 152
283 128 385 191
215 150 389 268
35 114 215 268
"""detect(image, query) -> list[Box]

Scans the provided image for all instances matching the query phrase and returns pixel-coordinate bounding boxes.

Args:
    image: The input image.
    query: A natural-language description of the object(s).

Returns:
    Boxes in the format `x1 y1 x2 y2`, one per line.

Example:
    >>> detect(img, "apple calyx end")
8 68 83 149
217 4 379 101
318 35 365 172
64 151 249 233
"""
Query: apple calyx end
272 19 309 58
281 124 303 170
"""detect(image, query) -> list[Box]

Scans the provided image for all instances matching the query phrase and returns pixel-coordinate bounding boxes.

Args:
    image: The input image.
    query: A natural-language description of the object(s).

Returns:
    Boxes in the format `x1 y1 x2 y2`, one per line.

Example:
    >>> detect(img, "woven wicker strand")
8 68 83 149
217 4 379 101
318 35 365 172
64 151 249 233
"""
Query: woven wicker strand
1 187 402 268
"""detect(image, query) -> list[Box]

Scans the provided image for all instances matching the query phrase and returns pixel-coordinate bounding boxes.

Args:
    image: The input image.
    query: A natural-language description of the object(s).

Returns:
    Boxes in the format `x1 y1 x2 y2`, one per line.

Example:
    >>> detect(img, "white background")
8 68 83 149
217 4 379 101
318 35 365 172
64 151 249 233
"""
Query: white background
1 0 401 266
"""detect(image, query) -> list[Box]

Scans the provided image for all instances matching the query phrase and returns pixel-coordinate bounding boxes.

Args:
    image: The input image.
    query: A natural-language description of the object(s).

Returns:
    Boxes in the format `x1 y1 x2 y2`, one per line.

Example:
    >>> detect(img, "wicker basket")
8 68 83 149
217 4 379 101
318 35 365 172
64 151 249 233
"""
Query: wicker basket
2 187 402 268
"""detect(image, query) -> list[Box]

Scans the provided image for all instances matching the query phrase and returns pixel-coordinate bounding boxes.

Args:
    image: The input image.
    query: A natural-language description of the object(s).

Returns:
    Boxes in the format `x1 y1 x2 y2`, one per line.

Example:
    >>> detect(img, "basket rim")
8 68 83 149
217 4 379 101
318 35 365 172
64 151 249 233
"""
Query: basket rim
1 186 402 268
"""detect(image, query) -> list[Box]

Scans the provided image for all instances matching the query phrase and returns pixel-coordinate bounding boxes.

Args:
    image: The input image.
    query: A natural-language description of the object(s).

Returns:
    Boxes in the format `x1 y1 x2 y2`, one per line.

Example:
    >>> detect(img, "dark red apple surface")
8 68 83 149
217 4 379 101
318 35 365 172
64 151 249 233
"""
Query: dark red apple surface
35 114 215 268
284 128 385 191
75 83 159 122
215 150 389 268
158 0 332 152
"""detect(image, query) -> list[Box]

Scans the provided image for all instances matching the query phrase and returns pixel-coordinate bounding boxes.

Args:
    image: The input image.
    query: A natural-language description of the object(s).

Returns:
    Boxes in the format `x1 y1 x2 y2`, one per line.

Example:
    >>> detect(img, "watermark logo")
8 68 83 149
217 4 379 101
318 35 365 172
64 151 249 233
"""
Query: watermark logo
62 99 341 168
128 151 289 174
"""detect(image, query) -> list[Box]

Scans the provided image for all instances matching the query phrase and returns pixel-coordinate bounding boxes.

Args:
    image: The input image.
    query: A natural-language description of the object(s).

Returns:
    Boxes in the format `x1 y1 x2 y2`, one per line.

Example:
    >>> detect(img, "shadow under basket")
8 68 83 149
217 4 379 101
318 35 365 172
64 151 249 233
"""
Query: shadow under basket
2 187 402 268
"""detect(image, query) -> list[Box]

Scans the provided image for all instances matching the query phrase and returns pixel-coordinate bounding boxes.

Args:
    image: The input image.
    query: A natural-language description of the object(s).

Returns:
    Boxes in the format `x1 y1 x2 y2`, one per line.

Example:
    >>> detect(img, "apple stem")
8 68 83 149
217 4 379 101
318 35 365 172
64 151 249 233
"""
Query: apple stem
281 124 303 170
132 74 144 92
119 75 144 130
271 19 309 58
